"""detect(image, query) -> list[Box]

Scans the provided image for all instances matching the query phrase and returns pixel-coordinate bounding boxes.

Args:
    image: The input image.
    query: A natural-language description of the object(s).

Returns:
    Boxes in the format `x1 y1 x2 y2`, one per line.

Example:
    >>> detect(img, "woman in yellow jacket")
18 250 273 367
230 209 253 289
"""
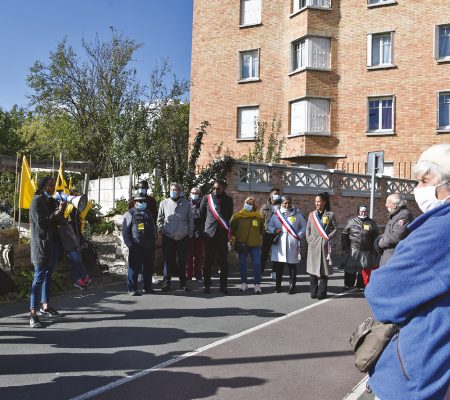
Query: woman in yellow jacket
230 197 265 293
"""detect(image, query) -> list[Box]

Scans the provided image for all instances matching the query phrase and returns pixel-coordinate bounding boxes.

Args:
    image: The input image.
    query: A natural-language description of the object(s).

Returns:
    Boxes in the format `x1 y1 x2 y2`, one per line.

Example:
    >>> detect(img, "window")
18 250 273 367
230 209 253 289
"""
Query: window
367 97 394 133
291 36 331 71
290 98 330 135
435 25 450 61
292 0 331 13
438 92 450 130
367 0 396 6
240 50 259 81
367 32 393 67
238 106 259 139
240 0 261 26
382 162 394 177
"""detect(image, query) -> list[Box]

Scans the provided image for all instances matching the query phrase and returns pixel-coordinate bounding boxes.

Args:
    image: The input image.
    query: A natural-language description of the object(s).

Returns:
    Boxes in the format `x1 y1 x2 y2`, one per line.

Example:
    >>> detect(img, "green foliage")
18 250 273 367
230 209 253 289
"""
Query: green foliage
85 201 102 226
0 212 13 229
0 106 28 156
192 156 234 195
0 172 16 214
91 219 115 235
17 270 65 299
107 197 128 216
242 116 285 163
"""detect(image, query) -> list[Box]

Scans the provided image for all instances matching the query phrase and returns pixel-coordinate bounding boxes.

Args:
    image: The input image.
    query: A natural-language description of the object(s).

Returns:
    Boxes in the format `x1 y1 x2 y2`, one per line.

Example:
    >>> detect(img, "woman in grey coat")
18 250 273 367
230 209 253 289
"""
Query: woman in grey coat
268 195 306 294
306 192 337 299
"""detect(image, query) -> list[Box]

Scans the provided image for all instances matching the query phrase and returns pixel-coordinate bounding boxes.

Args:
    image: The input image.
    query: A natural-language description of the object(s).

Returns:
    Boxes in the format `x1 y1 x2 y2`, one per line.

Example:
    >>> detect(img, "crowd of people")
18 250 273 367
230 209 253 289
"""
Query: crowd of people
25 143 450 400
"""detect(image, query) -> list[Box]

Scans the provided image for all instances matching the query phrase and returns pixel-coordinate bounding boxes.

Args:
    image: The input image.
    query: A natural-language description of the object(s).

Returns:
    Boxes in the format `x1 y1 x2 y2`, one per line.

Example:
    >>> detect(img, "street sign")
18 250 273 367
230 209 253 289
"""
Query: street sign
367 151 384 175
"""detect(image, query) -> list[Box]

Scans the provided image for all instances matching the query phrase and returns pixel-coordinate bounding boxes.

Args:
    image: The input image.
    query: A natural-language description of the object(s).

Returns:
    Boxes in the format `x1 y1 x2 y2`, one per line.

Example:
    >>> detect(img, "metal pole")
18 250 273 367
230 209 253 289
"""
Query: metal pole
369 159 377 220
98 177 101 207
83 173 89 196
112 174 116 209
128 164 133 199
12 154 19 228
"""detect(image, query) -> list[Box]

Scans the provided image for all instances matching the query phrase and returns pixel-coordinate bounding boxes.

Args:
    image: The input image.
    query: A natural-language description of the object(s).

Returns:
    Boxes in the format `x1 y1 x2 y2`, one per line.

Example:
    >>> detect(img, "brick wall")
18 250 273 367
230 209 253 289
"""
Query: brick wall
190 0 450 175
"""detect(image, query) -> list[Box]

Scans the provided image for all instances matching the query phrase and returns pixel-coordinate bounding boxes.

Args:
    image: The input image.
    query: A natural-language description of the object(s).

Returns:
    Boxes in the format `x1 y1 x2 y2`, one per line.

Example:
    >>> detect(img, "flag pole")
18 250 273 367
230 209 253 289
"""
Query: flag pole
17 161 22 248
12 153 19 228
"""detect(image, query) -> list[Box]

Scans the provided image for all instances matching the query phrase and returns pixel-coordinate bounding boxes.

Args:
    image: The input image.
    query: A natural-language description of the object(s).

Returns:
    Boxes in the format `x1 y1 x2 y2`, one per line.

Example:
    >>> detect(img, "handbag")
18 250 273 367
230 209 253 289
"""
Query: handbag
349 317 399 373
350 290 450 374
57 223 80 251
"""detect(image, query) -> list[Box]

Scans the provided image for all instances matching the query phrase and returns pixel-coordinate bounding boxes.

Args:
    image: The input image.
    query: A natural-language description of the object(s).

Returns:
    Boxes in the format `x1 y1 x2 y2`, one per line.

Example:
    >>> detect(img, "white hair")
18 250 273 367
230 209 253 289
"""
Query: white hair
412 161 450 185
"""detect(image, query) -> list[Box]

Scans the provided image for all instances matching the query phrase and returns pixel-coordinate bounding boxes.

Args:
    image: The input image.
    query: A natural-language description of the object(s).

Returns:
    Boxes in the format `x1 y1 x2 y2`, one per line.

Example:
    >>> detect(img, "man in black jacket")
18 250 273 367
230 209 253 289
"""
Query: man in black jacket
374 194 414 266
200 181 233 294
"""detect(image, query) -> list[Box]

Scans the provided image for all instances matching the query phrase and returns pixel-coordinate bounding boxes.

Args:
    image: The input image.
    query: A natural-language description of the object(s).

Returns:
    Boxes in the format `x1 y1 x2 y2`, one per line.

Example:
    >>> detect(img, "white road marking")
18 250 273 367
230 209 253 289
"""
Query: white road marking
71 290 358 400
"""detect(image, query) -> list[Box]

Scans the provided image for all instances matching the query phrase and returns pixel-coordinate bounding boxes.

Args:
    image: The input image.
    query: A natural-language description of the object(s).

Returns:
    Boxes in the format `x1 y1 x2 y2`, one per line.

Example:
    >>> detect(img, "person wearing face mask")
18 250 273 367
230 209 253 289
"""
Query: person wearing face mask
306 192 337 299
260 188 282 277
341 204 379 291
128 180 158 225
200 180 234 294
364 144 450 400
230 197 265 293
186 187 204 282
157 182 193 292
122 191 157 295
29 177 67 328
374 193 413 266
267 195 307 294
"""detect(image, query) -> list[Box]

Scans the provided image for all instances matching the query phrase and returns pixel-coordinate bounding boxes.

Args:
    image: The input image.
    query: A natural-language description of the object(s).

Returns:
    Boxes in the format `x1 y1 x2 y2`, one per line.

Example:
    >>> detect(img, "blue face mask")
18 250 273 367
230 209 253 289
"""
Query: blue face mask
43 191 52 198
191 194 199 201
170 191 179 199
272 194 281 202
136 202 147 211
243 203 253 212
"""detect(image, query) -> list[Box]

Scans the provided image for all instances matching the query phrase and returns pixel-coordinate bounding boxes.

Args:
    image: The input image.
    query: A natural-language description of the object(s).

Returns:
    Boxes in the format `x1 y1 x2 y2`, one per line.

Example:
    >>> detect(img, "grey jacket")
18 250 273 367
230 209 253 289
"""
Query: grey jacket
157 197 193 240
377 206 414 266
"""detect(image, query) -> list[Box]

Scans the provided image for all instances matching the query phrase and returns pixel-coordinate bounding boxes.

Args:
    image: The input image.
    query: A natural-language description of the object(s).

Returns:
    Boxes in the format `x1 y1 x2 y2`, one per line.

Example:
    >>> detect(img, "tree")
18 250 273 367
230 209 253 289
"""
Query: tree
0 106 27 156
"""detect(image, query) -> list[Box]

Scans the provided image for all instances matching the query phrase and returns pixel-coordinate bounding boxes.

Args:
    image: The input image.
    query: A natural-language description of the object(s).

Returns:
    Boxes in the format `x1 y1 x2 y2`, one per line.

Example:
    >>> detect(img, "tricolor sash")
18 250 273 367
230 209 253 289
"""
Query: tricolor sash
312 211 330 241
275 209 301 241
208 194 231 239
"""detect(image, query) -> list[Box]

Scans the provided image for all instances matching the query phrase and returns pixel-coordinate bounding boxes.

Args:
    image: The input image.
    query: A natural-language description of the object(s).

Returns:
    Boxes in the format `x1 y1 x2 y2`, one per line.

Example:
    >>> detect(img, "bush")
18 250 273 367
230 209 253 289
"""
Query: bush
108 197 128 216
91 219 115 235
0 212 13 229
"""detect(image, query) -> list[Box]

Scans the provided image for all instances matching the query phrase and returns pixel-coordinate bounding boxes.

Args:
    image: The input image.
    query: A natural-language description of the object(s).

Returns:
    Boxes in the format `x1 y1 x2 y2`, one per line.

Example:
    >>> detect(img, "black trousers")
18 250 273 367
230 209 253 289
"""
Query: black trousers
273 262 297 288
310 275 328 297
344 272 365 289
163 235 188 287
204 233 228 288
260 233 276 273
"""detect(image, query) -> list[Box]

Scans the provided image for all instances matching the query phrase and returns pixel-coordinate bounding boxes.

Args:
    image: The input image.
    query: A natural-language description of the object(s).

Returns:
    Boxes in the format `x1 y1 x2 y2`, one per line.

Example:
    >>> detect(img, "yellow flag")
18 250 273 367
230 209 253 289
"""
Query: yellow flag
79 200 93 234
18 156 37 209
55 161 69 193
68 177 73 190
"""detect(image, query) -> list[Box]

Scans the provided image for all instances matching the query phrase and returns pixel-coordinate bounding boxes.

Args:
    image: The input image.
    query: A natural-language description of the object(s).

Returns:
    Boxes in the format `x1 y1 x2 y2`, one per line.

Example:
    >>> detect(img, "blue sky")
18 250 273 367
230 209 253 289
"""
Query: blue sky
0 0 193 110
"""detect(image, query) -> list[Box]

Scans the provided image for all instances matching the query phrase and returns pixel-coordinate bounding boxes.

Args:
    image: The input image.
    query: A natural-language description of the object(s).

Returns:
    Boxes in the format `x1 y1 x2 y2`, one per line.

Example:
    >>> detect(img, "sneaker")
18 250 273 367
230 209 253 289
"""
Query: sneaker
83 275 92 285
254 284 262 294
29 314 42 328
239 283 248 292
128 291 142 296
152 276 160 285
74 279 87 290
142 288 155 294
38 306 60 317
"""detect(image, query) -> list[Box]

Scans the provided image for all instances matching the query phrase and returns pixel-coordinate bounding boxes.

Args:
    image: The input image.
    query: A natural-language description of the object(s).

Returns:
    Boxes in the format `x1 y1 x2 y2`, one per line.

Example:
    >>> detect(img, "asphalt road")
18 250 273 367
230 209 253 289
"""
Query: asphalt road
0 264 371 400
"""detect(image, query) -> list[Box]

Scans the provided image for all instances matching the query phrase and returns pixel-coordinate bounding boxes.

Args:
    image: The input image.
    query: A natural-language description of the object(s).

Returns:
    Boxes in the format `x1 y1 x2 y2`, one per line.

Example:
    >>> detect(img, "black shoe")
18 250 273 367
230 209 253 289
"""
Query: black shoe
311 293 318 299
128 291 142 296
29 314 42 328
38 306 60 317
317 293 327 300
180 284 190 292
288 284 296 295
274 287 282 293
343 286 351 292
161 283 171 292
143 288 155 294
204 286 211 294
219 286 229 295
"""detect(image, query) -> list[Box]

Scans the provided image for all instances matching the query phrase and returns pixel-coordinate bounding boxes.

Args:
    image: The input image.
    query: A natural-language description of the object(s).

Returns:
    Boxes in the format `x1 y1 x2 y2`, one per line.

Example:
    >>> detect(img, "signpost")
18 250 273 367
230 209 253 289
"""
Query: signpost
367 151 384 219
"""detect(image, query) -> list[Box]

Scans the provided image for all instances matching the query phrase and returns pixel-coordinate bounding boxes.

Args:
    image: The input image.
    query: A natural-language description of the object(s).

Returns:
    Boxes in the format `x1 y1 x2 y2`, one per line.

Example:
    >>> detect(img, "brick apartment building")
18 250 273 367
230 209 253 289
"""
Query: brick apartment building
189 0 450 178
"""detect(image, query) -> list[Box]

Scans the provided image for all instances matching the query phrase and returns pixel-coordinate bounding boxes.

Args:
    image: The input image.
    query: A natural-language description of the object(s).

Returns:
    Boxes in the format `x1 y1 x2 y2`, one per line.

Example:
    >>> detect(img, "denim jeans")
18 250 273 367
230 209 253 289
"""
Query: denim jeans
128 245 155 292
30 242 62 311
66 249 88 281
237 246 261 285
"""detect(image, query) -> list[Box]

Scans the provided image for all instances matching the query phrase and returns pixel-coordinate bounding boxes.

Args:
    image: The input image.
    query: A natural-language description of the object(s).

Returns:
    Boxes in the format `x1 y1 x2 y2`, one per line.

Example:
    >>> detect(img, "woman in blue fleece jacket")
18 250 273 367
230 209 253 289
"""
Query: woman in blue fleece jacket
365 144 450 400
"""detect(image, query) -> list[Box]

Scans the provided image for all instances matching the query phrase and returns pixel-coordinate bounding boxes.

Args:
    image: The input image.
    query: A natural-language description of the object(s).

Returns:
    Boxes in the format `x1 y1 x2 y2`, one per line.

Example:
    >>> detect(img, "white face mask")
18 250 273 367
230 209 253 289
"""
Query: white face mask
414 181 448 213
243 203 253 212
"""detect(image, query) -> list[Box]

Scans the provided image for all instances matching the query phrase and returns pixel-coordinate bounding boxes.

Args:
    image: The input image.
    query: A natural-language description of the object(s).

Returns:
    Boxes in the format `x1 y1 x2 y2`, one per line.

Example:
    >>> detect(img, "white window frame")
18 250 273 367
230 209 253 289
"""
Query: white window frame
367 32 394 68
291 0 331 15
367 0 397 8
237 106 259 140
240 0 262 27
367 96 395 135
291 36 331 73
382 162 394 177
434 24 450 62
289 97 331 136
239 49 260 82
437 91 450 132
